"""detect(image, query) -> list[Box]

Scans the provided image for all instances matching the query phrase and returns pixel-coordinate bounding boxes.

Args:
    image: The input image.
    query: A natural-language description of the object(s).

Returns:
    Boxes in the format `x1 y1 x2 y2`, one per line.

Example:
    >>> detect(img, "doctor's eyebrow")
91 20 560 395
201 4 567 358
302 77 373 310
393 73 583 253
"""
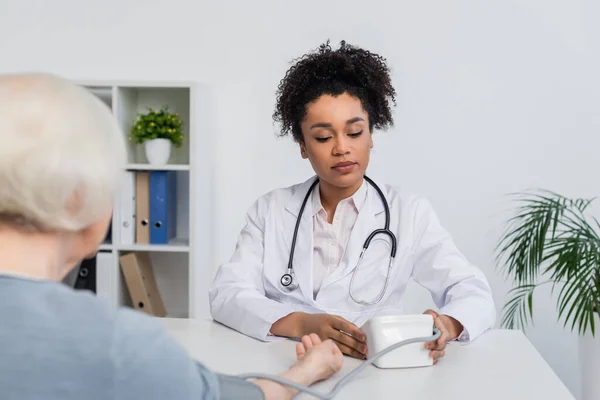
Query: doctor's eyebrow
309 117 364 130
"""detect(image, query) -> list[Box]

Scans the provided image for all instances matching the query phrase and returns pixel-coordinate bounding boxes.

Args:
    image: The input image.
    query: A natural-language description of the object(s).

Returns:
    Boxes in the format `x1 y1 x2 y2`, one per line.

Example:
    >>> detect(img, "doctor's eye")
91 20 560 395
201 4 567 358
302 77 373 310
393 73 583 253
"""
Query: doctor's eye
348 130 363 138
315 136 331 143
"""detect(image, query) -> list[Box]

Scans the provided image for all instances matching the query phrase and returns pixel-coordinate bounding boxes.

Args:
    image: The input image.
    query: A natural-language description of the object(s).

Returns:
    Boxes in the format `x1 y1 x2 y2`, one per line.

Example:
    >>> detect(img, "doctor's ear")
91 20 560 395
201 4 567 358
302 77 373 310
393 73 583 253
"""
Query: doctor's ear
299 141 308 159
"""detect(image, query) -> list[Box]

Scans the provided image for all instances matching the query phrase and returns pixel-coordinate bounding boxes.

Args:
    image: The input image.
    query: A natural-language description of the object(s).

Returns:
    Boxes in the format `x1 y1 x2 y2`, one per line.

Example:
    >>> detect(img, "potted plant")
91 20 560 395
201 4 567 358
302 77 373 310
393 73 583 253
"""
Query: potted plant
129 106 184 165
495 190 599 400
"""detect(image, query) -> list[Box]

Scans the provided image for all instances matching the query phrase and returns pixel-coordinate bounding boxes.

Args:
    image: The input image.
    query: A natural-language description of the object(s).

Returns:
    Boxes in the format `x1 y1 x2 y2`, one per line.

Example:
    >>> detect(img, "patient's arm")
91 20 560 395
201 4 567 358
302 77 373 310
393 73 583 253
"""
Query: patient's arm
113 308 342 400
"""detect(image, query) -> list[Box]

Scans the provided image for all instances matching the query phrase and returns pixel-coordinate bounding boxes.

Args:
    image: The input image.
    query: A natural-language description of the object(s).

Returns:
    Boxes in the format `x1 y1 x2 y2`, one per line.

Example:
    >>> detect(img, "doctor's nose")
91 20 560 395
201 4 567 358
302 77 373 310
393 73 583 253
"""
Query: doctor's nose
332 137 351 155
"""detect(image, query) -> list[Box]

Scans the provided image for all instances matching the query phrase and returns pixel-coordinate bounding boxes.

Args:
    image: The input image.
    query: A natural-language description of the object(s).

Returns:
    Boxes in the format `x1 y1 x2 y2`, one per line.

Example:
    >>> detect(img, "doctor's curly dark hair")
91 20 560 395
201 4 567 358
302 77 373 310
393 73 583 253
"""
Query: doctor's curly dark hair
273 40 397 143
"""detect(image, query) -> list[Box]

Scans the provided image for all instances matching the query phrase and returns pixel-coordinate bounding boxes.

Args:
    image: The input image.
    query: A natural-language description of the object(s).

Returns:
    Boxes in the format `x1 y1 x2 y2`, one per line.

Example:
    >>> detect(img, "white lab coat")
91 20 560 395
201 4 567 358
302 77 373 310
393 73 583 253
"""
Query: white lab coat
209 176 496 342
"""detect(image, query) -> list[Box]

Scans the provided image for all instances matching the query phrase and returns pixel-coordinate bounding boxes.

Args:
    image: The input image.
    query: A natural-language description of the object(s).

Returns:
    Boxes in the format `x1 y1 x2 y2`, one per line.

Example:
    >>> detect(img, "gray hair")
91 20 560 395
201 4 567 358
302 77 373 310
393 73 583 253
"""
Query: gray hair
0 73 126 232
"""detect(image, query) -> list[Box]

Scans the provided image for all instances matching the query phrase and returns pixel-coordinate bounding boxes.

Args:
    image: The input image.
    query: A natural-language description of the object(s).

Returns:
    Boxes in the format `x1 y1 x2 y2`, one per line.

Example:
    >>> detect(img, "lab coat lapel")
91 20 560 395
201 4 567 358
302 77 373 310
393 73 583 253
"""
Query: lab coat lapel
320 179 386 289
283 176 318 302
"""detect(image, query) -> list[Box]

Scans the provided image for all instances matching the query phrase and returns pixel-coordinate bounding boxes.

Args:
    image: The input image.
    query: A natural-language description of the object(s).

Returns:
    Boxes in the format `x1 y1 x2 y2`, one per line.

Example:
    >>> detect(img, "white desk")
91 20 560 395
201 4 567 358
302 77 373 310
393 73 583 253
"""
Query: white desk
161 318 574 400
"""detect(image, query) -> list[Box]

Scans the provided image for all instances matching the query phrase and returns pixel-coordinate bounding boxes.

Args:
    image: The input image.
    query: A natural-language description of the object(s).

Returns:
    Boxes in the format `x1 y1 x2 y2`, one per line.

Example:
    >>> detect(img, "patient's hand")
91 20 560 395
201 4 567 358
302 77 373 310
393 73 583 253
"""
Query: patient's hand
254 334 344 400
293 334 343 383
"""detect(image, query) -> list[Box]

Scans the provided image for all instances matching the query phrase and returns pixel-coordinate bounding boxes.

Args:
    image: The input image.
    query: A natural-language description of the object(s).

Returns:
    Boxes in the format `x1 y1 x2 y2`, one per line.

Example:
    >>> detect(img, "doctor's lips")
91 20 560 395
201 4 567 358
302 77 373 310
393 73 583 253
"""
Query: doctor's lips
332 161 357 173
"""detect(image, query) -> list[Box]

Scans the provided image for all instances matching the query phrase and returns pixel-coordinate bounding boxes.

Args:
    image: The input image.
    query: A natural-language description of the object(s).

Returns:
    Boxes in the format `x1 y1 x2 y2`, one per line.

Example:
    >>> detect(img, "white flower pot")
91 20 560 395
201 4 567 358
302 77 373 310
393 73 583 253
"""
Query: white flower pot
579 316 600 400
144 138 171 165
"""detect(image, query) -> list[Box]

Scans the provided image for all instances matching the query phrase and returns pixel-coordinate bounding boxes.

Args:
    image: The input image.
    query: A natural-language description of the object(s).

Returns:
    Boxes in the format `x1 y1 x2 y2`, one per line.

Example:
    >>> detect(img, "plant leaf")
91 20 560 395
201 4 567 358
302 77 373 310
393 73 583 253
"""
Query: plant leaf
495 191 572 285
496 190 600 335
555 238 600 336
501 284 538 330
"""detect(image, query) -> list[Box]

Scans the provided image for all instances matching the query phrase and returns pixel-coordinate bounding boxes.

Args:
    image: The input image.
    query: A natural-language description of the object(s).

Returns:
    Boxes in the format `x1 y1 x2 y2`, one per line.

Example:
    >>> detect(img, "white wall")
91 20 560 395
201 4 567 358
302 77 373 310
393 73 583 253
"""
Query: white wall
1 0 598 398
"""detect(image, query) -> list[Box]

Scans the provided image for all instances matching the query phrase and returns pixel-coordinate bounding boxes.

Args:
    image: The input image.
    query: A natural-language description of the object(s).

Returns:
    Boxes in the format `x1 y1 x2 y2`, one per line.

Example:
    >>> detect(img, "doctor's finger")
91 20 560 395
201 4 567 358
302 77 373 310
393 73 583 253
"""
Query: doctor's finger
331 329 367 355
435 317 449 345
429 333 447 350
331 339 366 360
331 318 366 342
425 336 446 351
425 325 447 350
425 317 447 349
430 349 445 363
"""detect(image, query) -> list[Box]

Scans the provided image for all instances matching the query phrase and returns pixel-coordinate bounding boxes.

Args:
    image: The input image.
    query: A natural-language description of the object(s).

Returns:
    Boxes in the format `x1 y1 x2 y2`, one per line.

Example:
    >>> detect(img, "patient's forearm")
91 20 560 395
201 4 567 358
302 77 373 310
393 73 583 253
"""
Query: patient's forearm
253 379 295 400
252 364 313 400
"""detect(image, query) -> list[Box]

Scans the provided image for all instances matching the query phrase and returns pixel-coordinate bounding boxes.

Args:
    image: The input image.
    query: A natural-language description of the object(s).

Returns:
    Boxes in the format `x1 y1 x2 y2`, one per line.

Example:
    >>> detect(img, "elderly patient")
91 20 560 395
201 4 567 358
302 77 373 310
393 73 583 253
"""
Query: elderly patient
0 73 343 400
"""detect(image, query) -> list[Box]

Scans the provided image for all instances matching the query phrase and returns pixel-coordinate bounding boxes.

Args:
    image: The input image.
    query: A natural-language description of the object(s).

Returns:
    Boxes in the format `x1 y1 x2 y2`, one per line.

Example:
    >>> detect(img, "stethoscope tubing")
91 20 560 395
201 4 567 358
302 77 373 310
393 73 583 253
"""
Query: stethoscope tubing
281 175 397 305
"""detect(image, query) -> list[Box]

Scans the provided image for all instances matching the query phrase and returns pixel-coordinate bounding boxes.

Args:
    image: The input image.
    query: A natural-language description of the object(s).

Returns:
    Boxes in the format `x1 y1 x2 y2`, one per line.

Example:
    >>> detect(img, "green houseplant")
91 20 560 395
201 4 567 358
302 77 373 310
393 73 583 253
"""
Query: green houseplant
129 106 184 165
495 190 600 400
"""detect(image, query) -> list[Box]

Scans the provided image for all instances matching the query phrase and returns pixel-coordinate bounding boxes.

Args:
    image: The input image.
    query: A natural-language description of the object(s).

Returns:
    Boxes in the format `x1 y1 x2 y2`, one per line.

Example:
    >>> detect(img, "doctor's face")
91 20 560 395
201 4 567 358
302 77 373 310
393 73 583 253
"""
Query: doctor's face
299 92 373 191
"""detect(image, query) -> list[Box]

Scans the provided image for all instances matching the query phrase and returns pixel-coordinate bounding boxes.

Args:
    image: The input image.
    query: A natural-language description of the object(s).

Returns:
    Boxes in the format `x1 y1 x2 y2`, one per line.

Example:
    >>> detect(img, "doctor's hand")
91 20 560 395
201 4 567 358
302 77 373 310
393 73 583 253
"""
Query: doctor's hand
423 309 464 364
299 313 368 359
271 312 368 359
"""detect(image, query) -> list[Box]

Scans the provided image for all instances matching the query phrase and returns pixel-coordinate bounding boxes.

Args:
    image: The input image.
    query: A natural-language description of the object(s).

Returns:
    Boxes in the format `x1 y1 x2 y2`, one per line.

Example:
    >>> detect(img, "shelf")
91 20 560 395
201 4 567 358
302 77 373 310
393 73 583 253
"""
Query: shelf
100 243 190 252
78 80 195 88
126 163 190 171
80 80 203 320
117 238 190 253
85 86 112 108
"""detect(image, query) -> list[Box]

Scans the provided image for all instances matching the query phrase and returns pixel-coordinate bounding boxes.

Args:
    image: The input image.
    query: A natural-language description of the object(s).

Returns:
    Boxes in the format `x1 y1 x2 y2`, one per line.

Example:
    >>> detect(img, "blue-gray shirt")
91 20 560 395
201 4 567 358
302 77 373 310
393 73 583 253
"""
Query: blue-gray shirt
0 276 264 400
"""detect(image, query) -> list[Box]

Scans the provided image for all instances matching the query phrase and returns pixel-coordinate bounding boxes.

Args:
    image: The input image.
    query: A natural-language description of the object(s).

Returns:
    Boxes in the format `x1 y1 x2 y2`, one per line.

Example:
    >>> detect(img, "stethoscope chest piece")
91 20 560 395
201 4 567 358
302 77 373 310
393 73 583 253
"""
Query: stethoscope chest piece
280 273 293 287
280 267 298 291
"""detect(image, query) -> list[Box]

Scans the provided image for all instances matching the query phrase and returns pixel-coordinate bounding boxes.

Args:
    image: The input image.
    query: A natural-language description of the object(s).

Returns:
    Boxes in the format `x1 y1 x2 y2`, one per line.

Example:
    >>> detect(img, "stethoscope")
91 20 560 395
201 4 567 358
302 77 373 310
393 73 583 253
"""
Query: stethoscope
280 175 397 305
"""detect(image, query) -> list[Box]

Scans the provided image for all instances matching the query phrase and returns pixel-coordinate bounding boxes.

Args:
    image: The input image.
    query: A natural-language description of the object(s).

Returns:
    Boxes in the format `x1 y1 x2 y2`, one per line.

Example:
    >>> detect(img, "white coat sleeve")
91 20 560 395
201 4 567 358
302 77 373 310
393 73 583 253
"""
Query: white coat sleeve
409 197 496 342
209 198 315 341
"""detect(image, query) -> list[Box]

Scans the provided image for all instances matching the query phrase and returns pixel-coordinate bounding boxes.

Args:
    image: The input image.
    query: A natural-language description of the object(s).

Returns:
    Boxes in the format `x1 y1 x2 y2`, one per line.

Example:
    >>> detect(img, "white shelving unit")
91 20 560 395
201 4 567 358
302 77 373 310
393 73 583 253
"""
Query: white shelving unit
78 80 214 320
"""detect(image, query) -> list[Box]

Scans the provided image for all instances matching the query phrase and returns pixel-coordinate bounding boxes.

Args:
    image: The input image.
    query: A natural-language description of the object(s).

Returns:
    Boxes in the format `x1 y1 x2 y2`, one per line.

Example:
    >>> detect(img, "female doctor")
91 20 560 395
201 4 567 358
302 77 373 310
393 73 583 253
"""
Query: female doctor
209 40 496 363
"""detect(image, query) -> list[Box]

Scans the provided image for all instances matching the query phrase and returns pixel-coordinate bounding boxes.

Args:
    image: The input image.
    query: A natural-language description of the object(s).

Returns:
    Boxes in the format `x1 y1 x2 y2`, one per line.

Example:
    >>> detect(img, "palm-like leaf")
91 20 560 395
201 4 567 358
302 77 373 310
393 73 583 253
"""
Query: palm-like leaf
500 283 538 330
496 190 600 336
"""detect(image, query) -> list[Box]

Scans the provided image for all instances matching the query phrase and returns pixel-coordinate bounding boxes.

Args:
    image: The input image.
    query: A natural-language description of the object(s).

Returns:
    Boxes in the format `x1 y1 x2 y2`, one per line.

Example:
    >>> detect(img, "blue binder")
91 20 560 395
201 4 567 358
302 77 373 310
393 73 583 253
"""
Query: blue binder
149 171 177 244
